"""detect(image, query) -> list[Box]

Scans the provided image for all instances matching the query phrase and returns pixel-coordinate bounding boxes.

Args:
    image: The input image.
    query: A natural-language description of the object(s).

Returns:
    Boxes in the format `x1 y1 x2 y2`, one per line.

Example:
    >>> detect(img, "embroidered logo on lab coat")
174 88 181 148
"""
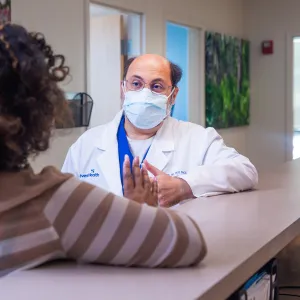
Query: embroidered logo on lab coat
79 169 100 178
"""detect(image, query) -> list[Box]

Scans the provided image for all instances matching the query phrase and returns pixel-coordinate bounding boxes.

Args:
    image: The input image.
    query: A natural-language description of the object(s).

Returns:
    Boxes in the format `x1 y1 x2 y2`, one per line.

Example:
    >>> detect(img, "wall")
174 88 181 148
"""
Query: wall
12 0 86 92
11 0 86 171
11 0 246 171
244 0 300 170
91 0 245 55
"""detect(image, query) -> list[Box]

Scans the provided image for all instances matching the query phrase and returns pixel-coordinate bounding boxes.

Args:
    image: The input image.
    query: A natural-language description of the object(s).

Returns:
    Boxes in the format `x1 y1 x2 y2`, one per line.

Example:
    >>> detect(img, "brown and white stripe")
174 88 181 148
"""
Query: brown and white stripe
0 167 207 275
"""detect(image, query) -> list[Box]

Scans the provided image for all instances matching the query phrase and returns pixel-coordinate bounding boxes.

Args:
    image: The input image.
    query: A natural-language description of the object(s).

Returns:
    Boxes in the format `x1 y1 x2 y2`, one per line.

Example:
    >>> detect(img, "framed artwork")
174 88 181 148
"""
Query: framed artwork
0 0 10 24
205 31 250 129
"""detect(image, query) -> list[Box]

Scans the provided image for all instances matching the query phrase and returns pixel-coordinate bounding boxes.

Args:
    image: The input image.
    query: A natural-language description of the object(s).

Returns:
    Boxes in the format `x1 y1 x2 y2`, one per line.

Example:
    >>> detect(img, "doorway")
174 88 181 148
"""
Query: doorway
293 37 300 159
165 22 203 124
88 3 143 128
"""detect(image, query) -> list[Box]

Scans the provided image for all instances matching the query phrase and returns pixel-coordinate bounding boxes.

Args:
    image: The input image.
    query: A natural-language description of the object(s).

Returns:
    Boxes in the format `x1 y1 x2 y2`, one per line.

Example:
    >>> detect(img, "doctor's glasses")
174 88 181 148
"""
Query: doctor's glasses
123 77 172 95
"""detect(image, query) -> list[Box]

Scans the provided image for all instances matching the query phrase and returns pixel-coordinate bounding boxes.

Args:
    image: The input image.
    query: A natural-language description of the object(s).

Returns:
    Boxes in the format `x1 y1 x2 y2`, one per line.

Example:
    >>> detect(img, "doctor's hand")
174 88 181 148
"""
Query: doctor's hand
123 155 158 206
144 161 195 208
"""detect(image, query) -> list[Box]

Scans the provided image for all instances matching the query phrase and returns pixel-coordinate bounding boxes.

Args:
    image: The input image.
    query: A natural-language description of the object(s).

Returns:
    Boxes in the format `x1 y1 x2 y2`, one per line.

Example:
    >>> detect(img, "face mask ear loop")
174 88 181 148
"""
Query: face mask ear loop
167 87 176 99
122 81 127 94
165 87 176 117
122 81 128 112
166 104 173 118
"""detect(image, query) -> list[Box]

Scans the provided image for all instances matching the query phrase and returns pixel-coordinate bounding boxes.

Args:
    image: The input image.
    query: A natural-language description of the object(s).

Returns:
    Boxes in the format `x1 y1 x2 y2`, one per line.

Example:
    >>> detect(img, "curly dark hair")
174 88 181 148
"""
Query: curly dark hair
0 23 72 171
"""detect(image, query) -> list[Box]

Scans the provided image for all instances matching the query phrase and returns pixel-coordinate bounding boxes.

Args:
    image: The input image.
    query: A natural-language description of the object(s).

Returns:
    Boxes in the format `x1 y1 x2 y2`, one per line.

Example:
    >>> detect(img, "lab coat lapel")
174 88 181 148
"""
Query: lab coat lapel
146 117 175 172
96 111 123 196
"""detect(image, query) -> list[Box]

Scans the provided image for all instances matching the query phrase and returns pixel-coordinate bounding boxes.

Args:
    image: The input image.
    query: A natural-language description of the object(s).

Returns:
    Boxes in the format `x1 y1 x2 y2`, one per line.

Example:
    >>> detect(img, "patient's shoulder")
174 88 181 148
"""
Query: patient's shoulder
40 166 108 197
39 165 73 182
28 166 75 195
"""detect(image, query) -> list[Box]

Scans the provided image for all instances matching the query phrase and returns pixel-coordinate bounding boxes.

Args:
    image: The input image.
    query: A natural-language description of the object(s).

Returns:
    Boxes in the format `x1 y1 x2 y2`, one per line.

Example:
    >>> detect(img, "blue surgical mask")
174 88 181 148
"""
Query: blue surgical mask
123 88 174 130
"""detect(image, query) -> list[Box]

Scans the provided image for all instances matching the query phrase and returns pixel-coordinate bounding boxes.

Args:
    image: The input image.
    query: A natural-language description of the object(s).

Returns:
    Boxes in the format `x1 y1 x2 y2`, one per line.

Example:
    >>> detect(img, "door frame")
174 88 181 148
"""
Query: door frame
85 0 144 96
164 21 205 126
285 32 300 161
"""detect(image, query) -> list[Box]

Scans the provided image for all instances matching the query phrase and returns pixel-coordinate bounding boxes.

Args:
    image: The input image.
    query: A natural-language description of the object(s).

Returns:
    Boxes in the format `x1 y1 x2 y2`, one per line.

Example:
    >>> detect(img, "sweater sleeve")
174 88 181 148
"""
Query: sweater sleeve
43 177 207 268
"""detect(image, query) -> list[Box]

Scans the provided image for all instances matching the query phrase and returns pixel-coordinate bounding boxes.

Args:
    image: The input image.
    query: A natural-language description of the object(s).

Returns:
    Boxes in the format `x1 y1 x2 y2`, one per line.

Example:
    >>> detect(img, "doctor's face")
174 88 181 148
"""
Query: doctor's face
121 54 178 105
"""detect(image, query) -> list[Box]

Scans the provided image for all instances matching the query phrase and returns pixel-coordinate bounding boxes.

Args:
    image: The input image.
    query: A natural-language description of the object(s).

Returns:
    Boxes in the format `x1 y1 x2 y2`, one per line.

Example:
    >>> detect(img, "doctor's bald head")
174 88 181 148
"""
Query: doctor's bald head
124 54 182 89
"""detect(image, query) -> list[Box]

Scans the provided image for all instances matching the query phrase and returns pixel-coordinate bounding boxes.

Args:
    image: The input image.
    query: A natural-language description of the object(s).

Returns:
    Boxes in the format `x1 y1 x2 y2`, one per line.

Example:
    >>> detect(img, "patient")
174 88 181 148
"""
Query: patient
0 23 207 276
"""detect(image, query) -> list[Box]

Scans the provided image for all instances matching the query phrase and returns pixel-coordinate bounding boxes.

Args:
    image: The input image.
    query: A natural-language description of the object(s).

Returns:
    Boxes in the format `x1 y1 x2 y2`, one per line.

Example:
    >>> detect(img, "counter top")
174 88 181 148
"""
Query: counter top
2 160 300 300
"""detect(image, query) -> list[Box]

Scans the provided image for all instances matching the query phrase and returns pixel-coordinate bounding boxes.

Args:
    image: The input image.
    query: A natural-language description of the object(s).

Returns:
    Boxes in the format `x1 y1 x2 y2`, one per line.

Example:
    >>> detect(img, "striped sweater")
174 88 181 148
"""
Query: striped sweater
0 166 207 276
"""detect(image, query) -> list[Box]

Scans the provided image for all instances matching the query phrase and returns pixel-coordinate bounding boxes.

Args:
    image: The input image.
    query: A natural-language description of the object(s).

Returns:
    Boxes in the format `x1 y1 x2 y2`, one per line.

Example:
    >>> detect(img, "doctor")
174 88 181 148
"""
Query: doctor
62 54 258 207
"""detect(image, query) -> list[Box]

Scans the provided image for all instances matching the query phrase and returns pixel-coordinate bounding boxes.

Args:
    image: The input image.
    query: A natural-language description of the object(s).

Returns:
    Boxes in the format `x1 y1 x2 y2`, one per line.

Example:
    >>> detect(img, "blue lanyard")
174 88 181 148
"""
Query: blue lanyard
117 116 151 194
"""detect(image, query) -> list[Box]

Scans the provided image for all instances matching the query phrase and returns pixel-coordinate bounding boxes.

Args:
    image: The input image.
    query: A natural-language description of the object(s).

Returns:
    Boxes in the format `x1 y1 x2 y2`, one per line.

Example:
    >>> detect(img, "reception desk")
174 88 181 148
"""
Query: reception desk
2 160 300 300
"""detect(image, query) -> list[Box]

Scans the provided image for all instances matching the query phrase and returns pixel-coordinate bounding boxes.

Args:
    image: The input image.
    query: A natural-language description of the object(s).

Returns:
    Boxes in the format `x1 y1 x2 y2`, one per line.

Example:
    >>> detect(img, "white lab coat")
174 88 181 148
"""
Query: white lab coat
62 111 258 197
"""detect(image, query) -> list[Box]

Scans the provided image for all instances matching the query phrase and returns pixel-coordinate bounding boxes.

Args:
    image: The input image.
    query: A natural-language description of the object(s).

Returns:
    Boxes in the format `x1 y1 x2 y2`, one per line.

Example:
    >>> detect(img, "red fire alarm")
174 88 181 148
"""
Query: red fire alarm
261 40 273 55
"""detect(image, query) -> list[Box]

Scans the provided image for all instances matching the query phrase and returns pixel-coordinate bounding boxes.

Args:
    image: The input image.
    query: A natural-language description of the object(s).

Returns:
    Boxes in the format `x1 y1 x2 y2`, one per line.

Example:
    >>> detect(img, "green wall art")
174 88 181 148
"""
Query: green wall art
205 31 250 129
